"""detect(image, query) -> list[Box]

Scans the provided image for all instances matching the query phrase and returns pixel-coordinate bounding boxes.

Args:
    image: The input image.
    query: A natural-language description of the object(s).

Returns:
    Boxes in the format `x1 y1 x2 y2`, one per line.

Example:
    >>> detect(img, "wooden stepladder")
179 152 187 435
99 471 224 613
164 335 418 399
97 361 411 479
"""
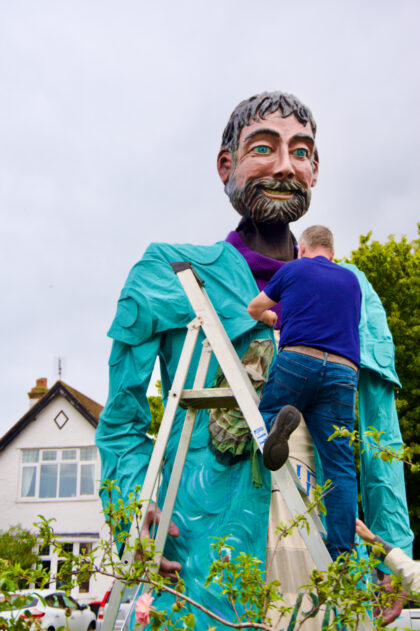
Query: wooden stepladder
101 262 372 631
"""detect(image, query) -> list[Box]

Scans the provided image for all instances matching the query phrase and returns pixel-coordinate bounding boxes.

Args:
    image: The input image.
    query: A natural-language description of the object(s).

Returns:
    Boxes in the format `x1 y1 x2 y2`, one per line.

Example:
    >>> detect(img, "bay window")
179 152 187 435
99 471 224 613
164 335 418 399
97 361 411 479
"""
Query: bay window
20 447 97 500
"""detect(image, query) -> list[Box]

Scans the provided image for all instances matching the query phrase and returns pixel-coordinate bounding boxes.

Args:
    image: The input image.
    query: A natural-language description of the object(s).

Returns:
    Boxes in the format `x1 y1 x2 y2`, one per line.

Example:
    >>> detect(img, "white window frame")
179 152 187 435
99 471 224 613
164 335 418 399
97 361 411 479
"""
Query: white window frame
19 447 98 501
35 539 96 598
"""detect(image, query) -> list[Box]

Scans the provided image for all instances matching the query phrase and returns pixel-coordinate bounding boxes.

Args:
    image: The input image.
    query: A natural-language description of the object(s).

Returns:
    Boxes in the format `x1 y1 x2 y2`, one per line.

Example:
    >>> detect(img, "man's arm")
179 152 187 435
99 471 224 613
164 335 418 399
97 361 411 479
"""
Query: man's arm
247 291 278 327
356 519 420 594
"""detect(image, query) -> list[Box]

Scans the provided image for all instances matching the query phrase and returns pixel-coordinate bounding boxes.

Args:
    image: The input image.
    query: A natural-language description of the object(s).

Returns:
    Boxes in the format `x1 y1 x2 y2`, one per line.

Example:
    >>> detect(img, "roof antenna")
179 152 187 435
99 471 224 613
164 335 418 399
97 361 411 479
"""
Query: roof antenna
58 357 62 380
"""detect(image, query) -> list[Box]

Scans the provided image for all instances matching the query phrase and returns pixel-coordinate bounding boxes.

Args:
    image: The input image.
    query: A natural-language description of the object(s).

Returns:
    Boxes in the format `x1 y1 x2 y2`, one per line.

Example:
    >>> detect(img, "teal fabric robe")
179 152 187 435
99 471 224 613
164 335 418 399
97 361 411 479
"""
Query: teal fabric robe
96 241 273 628
96 245 412 628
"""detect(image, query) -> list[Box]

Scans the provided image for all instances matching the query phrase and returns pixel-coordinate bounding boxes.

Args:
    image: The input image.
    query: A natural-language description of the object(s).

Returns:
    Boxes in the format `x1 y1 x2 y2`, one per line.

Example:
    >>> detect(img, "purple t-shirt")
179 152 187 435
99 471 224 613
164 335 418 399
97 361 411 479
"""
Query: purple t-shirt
226 230 297 329
264 256 361 366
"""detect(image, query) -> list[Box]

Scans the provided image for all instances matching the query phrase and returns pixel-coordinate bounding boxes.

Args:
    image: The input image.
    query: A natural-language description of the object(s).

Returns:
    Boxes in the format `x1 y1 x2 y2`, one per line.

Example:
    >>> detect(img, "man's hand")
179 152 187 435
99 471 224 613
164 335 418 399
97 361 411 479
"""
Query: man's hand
355 518 375 543
261 309 277 327
248 291 277 323
139 504 182 579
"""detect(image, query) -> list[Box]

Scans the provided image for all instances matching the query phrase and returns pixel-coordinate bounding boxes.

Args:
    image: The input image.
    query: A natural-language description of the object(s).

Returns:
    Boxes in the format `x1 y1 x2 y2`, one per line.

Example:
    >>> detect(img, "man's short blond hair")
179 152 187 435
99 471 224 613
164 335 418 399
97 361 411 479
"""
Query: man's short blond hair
299 225 334 252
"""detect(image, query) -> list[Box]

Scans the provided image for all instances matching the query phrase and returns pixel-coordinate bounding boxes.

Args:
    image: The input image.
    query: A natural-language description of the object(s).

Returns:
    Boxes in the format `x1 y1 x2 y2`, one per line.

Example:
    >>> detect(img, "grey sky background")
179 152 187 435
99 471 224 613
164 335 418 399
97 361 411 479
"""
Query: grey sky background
1 0 418 435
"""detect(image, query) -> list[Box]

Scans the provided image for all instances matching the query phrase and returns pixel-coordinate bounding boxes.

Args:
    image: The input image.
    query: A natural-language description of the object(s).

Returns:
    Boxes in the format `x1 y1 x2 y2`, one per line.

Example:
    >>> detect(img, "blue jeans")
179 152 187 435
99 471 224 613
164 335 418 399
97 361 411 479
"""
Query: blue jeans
259 350 359 560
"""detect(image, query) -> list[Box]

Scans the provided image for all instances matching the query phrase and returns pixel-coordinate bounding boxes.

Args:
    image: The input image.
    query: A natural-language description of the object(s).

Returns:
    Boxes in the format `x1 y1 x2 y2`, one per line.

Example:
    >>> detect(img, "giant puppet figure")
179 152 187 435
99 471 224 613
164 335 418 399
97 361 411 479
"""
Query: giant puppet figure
96 92 412 629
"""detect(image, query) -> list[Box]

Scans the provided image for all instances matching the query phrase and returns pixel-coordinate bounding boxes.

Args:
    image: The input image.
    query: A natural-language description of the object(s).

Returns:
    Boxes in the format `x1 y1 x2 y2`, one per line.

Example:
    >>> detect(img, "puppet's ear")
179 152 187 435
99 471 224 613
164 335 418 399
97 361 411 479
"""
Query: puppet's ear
311 149 319 187
217 149 233 184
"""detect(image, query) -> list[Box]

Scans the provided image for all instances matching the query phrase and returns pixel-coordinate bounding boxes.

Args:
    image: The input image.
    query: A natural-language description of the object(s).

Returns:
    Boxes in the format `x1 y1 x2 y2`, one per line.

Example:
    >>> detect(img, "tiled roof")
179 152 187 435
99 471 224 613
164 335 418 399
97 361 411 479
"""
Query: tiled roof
60 381 103 422
0 380 103 451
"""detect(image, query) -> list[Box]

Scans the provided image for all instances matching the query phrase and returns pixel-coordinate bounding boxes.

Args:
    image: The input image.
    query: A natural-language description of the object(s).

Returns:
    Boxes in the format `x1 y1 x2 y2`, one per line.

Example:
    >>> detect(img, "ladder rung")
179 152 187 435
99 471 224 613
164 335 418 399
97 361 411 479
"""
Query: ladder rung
180 387 237 409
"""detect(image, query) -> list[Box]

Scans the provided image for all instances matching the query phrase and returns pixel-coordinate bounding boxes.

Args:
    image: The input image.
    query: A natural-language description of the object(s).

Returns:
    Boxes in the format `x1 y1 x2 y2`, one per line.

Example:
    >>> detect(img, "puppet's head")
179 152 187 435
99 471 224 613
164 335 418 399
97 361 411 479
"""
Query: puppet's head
217 92 319 225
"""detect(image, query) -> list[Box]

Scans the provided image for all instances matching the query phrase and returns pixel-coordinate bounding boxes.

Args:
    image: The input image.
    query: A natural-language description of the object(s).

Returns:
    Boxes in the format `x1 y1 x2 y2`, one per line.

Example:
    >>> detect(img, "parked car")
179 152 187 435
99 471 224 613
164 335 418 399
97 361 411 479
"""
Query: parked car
96 585 138 631
393 602 420 630
88 589 111 620
0 589 96 631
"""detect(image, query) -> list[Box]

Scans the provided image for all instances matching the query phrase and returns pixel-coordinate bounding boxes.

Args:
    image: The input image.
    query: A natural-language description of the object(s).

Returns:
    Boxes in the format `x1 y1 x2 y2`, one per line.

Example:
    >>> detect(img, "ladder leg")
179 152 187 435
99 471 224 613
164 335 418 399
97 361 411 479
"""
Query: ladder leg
101 320 201 631
152 340 213 569
121 341 213 631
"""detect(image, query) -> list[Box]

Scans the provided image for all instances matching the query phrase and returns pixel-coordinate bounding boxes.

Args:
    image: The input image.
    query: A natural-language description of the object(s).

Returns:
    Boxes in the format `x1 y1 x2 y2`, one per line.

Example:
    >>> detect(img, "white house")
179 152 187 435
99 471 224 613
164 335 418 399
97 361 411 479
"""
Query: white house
0 378 112 603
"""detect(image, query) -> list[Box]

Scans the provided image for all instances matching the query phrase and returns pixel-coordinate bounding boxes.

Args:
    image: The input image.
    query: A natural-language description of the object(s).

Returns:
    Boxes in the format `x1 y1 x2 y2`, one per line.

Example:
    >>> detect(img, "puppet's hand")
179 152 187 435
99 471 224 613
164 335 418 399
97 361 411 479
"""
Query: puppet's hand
139 503 182 579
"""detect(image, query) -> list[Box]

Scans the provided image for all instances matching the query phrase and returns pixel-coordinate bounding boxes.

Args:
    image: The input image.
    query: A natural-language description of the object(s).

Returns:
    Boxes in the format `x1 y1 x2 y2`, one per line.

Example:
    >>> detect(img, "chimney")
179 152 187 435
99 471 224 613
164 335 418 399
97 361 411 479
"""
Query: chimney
28 378 48 407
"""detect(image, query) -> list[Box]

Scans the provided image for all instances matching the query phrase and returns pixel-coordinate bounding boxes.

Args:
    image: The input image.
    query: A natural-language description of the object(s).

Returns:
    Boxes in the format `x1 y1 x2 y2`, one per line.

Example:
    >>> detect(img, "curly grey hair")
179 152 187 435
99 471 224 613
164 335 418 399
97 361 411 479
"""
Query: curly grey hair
220 91 317 154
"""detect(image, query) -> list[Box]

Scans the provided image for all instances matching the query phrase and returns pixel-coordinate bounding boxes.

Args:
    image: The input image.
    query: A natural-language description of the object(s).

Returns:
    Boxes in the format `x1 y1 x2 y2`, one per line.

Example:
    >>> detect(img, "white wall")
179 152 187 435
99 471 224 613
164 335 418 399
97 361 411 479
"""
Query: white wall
0 394 112 602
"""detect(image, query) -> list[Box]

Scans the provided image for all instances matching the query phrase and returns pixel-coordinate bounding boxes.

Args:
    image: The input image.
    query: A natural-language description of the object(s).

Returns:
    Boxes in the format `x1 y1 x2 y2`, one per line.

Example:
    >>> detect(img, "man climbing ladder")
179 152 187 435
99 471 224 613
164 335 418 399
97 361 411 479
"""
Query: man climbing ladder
248 225 361 560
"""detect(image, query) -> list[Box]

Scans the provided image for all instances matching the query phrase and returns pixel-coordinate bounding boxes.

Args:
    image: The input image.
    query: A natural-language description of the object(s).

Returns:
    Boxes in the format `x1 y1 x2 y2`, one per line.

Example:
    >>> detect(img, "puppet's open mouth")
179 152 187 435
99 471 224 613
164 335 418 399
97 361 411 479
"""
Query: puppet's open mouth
261 189 294 200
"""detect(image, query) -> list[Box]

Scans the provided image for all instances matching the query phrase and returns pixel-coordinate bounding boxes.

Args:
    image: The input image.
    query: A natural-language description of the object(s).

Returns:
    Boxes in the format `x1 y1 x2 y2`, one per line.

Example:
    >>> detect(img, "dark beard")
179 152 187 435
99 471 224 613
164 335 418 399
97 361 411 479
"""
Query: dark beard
225 176 311 224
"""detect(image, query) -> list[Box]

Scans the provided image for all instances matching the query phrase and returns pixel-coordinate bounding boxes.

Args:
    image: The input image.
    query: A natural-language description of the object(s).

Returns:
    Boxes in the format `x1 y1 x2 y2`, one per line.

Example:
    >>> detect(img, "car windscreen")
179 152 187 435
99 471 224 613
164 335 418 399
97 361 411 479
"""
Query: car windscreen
8 595 38 609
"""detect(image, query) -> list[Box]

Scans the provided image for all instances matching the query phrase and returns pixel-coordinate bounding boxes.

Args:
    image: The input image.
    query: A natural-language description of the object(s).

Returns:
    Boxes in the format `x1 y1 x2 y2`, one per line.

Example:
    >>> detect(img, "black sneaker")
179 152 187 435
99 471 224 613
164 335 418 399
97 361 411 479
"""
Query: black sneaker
263 405 301 471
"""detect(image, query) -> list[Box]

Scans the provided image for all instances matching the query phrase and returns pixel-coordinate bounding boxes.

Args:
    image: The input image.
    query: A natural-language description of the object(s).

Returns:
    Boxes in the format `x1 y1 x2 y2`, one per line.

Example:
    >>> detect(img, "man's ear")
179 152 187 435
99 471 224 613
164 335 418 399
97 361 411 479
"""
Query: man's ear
298 241 305 258
217 149 233 184
311 149 319 187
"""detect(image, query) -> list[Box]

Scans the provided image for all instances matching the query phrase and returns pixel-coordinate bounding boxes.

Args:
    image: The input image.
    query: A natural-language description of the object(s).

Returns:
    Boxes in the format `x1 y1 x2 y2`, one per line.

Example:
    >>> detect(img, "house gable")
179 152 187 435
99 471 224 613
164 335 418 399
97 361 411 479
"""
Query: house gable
0 379 111 602
0 381 103 451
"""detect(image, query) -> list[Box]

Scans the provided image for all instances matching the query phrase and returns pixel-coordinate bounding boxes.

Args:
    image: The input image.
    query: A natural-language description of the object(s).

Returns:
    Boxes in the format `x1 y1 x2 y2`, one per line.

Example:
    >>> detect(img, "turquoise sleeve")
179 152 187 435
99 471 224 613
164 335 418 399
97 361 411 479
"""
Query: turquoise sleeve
358 368 413 563
339 262 413 563
95 335 161 512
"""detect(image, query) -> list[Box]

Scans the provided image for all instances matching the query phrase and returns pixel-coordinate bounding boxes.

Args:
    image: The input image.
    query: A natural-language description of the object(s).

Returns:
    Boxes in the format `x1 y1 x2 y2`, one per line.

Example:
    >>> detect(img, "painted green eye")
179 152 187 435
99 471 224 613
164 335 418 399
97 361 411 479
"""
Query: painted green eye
292 148 309 157
252 145 272 154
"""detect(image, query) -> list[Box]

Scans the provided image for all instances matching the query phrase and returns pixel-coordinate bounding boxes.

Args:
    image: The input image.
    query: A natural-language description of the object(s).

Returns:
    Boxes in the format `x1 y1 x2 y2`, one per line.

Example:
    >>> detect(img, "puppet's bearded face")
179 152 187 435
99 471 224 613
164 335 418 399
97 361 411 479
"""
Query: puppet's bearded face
219 111 318 224
225 176 312 224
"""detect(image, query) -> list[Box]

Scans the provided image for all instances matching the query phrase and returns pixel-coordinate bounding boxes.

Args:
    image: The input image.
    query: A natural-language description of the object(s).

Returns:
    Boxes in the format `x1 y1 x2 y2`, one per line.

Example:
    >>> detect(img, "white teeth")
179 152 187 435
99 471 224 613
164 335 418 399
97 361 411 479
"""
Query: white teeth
264 189 292 196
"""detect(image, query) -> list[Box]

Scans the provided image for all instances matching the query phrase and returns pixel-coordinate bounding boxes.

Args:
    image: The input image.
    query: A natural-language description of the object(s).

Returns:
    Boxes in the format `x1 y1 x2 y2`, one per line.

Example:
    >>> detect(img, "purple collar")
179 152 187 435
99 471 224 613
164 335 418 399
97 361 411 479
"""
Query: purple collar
226 230 296 328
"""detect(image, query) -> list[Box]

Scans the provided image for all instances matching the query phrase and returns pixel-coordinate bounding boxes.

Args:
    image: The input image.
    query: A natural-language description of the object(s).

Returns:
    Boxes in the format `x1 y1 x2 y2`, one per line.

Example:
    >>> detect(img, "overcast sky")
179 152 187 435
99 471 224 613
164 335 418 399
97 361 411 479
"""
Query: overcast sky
1 0 419 435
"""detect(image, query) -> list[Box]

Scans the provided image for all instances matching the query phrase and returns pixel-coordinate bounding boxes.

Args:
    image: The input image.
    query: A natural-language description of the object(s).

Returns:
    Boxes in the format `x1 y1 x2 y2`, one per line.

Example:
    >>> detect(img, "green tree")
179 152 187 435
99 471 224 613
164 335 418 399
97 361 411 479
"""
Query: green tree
0 526 39 570
148 380 165 437
0 526 40 589
345 226 420 552
37 480 407 630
